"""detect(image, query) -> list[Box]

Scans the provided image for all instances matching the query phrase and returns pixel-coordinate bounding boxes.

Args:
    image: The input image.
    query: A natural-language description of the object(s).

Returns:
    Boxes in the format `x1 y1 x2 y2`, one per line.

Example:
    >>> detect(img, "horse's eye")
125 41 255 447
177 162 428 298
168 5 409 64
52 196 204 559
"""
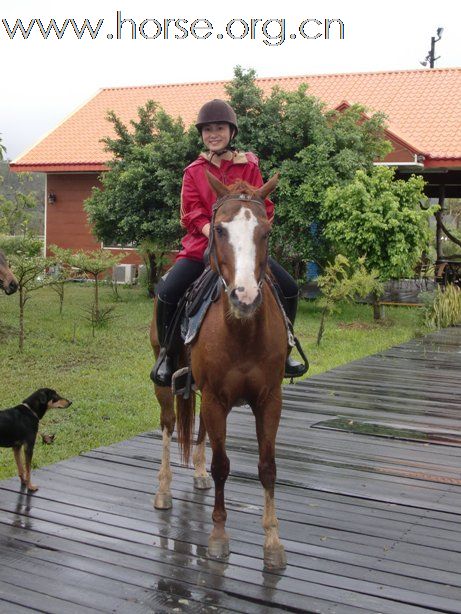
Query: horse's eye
216 226 224 238
263 231 271 240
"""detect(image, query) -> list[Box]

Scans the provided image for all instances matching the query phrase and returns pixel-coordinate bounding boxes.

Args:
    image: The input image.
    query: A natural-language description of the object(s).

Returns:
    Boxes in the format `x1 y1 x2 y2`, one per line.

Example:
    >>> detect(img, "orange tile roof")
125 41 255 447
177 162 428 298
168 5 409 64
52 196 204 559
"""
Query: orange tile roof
11 67 461 172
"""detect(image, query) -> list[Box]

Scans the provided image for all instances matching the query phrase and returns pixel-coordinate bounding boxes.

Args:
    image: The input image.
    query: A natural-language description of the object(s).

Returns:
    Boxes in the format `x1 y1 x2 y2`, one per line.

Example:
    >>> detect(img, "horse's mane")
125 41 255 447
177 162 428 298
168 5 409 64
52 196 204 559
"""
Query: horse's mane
226 180 259 198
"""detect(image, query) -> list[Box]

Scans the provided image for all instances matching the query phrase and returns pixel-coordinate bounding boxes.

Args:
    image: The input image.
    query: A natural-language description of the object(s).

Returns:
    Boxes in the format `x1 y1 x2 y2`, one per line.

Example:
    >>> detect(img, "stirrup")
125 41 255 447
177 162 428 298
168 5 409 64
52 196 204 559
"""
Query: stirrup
284 336 309 383
284 357 308 379
172 367 195 399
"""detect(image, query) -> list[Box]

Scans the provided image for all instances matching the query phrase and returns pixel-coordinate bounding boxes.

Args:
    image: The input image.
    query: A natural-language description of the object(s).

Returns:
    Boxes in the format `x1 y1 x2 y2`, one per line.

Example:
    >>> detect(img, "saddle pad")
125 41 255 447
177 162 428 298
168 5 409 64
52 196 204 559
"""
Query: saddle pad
182 268 221 345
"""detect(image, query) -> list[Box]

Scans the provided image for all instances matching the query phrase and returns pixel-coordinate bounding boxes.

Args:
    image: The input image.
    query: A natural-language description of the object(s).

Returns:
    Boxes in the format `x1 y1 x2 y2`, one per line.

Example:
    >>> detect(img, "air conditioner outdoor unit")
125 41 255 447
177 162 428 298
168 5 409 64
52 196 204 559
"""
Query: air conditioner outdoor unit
113 264 137 284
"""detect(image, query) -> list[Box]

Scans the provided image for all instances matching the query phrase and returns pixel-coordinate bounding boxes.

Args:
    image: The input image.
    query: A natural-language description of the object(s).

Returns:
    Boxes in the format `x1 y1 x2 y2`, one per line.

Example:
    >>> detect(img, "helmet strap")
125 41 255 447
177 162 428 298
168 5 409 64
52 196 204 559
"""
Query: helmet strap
209 147 236 162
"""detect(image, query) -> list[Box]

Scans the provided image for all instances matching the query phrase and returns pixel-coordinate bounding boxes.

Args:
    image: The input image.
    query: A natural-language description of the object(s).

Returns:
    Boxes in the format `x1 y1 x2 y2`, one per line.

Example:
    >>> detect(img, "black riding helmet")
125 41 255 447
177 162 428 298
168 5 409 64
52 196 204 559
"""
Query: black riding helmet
195 99 239 138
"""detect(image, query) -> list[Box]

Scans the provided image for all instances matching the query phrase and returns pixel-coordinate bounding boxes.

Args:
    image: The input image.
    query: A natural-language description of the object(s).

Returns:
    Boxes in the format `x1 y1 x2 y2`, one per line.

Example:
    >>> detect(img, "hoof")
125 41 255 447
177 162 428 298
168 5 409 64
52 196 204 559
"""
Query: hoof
207 537 230 560
194 475 212 490
264 545 287 570
153 492 172 510
27 484 38 492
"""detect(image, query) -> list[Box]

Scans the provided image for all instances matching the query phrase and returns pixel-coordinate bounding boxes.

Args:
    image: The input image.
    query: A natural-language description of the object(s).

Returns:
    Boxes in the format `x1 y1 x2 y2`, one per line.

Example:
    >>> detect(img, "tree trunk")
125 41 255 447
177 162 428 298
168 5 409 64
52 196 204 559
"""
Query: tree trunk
147 252 157 298
19 288 24 351
94 275 99 320
59 284 64 315
316 307 327 346
371 292 384 320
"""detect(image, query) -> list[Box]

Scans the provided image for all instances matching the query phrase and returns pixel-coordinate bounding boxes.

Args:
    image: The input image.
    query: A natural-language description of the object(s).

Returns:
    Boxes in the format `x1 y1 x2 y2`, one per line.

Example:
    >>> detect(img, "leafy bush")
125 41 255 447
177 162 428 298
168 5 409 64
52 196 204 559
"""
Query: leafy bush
316 255 383 345
0 234 42 257
321 166 435 281
424 284 461 329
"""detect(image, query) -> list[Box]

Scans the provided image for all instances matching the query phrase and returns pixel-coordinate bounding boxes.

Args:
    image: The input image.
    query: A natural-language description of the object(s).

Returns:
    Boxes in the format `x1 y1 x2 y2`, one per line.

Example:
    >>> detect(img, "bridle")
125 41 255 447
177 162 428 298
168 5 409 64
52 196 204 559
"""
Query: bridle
207 193 269 294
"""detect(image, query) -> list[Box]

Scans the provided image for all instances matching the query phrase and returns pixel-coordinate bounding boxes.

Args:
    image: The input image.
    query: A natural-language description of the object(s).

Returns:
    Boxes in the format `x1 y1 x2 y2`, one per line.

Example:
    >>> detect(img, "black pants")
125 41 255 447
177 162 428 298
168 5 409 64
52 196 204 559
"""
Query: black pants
158 257 298 305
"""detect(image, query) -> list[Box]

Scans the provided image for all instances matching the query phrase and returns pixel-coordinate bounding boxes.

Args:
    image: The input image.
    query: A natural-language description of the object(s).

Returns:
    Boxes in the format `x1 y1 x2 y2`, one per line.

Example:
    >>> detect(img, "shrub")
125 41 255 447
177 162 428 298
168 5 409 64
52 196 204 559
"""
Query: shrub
424 284 461 329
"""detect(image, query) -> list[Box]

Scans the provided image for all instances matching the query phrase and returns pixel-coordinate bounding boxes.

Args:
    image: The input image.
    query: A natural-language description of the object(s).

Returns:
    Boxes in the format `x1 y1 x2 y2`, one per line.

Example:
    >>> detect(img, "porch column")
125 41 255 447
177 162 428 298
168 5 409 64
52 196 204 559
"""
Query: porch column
435 183 446 260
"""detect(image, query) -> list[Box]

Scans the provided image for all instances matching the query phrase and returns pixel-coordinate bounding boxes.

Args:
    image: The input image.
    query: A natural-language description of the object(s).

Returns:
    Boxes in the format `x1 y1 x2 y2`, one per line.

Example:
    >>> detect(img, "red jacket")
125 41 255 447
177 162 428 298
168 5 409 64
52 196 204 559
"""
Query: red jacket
178 151 274 261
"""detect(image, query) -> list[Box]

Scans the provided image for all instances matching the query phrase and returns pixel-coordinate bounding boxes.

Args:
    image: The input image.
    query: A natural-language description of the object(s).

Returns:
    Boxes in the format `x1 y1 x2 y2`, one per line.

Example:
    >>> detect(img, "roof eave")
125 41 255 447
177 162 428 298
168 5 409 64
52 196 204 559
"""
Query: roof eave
9 162 108 173
424 158 461 169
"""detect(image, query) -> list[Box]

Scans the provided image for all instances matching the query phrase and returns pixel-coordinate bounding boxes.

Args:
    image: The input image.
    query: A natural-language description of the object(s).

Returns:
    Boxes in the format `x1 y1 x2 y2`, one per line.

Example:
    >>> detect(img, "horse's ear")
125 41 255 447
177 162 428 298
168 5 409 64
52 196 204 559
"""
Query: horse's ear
206 170 230 198
255 173 279 201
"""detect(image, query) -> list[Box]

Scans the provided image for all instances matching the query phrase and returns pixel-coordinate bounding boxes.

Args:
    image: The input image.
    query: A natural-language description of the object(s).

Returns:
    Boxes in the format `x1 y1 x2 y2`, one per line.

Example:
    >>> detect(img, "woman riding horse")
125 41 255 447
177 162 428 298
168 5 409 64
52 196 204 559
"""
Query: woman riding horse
0 250 18 295
151 98 306 386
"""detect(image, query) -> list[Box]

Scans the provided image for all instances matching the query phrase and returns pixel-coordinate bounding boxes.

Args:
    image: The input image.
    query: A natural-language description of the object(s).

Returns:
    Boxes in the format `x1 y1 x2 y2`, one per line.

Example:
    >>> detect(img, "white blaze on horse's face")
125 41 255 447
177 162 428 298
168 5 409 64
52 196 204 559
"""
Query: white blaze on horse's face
222 206 260 308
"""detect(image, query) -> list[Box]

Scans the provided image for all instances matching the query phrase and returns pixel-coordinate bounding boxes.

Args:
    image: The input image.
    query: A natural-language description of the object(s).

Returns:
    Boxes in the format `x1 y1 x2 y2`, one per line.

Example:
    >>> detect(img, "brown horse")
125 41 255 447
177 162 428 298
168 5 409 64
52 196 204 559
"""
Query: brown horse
150 172 288 569
0 249 18 295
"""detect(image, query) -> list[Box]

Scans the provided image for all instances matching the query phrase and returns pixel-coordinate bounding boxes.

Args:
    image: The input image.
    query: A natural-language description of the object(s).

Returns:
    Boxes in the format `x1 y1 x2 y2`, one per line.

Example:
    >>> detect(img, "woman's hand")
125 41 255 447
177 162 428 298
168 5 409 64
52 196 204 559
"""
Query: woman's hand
202 223 211 238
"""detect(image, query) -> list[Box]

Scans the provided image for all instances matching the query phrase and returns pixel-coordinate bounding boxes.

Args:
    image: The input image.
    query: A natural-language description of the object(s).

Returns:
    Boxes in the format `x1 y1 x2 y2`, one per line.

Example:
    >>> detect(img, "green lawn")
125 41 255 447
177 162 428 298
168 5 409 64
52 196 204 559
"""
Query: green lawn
0 283 423 480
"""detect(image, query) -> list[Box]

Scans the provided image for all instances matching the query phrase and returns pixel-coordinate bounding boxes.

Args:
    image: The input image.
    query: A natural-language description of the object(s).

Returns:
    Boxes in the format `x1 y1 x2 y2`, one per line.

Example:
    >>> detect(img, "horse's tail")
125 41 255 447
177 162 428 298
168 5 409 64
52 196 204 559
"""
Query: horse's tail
175 393 196 466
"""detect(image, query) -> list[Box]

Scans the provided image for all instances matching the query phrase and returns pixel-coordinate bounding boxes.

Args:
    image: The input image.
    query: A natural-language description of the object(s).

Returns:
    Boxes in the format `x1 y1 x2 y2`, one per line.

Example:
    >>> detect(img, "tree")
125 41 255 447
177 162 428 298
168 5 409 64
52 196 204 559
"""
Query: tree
64 249 126 325
0 186 39 236
225 67 391 273
3 237 51 351
47 246 74 315
439 199 461 256
84 101 200 295
0 134 6 160
316 255 382 345
320 166 437 317
0 162 44 236
446 199 461 231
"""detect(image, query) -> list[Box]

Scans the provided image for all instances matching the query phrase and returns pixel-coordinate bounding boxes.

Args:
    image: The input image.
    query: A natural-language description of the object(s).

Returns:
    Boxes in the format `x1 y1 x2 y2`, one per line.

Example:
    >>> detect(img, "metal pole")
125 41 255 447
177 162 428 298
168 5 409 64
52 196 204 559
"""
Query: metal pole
430 37 435 68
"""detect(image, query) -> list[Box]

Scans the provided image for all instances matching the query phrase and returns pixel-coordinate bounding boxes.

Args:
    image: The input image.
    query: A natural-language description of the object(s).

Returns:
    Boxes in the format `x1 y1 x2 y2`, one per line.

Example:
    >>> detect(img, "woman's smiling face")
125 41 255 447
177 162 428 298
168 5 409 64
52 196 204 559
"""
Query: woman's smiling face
201 122 232 152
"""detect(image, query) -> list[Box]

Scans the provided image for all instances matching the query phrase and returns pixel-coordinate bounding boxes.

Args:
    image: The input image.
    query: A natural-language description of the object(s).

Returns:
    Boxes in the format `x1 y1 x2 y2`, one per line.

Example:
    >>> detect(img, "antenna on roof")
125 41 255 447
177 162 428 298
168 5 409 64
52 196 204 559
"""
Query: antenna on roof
420 27 443 68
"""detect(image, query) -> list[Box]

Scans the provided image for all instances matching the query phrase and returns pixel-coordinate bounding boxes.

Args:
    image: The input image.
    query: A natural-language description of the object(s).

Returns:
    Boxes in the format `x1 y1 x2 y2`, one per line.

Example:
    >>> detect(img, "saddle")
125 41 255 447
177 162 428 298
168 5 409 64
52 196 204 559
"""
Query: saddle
182 267 221 345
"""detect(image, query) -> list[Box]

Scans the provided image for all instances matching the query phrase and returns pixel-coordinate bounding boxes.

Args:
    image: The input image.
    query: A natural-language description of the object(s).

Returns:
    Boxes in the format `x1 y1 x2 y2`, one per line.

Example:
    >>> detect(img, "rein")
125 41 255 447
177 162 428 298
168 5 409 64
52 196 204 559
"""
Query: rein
207 193 268 294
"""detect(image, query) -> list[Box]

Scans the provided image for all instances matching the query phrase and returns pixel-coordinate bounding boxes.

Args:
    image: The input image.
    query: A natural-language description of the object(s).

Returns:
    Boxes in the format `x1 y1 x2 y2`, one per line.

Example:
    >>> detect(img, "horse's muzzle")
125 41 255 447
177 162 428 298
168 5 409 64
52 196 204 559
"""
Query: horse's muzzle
229 288 262 318
3 280 18 295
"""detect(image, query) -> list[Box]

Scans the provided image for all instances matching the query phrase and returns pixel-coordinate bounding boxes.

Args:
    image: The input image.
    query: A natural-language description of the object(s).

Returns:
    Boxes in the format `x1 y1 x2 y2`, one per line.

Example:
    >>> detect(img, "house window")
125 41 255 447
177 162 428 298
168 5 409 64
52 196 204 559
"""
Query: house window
101 241 136 250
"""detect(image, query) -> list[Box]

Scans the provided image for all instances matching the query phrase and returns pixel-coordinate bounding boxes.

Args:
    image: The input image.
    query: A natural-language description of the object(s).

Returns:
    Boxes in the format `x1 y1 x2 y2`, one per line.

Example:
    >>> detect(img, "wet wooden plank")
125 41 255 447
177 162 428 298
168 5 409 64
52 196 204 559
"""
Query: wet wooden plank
1 473 460 566
1 326 461 612
81 445 461 512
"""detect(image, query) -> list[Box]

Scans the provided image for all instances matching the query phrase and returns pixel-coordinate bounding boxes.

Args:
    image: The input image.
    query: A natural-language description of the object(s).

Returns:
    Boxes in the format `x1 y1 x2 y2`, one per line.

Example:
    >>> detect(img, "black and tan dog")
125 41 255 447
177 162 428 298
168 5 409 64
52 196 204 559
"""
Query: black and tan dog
0 388 72 491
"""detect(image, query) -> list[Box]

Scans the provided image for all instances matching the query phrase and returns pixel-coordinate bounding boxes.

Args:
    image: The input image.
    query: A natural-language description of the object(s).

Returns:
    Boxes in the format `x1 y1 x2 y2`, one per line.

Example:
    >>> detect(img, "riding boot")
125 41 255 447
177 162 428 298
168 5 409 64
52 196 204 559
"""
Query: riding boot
150 297 178 387
284 293 308 379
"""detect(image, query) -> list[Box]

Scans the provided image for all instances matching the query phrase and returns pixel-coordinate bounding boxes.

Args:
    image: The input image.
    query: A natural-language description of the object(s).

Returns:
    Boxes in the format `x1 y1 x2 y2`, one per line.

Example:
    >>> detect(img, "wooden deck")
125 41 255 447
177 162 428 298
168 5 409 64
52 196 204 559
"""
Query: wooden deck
1 327 461 613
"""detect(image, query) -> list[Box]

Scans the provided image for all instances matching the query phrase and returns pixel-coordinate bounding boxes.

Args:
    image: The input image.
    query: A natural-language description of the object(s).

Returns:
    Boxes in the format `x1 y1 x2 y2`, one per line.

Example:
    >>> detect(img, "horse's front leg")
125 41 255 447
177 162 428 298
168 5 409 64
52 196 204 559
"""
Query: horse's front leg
153 385 175 510
193 413 212 490
201 393 230 559
252 389 287 570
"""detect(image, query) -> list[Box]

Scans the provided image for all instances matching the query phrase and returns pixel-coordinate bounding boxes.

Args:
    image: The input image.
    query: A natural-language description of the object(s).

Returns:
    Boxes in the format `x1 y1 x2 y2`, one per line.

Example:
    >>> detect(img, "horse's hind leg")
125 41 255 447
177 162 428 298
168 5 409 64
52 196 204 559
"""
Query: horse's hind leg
193 413 212 490
153 385 175 510
252 392 287 570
